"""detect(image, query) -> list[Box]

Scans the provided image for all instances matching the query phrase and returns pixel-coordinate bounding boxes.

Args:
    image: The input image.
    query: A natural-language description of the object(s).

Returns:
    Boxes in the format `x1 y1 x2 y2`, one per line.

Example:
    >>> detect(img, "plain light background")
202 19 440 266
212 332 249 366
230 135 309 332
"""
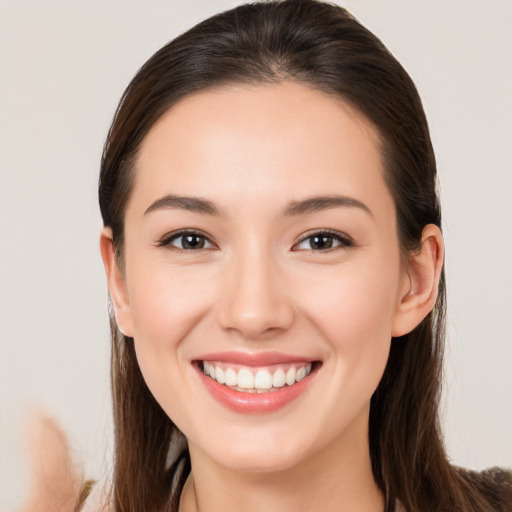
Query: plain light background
1 0 511 508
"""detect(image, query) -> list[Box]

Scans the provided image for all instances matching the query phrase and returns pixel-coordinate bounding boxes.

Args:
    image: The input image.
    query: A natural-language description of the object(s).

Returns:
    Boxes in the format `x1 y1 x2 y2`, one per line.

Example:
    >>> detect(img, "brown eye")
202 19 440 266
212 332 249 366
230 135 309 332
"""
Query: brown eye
160 231 214 250
294 231 352 251
309 234 335 250
180 234 207 249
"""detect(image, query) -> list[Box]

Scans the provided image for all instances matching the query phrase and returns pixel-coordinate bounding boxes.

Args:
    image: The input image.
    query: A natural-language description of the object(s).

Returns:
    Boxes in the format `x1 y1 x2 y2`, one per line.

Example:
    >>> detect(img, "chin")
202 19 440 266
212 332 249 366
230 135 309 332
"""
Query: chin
213 447 305 474
189 424 318 474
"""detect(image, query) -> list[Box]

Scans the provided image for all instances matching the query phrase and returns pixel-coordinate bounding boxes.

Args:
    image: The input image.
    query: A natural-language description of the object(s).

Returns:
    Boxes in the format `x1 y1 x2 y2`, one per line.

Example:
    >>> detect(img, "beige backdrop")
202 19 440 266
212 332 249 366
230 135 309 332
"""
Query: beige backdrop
1 0 511 508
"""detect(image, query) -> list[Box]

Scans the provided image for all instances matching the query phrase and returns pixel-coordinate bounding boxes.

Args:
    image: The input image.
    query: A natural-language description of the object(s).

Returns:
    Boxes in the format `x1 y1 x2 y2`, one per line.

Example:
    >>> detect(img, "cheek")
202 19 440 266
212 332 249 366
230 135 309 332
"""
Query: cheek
294 253 401 410
127 262 215 350
300 257 400 344
126 263 218 423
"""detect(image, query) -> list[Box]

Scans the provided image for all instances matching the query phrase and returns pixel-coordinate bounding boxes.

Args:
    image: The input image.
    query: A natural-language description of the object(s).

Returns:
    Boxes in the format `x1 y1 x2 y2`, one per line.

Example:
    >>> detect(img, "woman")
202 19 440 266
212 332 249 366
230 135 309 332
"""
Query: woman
92 0 511 511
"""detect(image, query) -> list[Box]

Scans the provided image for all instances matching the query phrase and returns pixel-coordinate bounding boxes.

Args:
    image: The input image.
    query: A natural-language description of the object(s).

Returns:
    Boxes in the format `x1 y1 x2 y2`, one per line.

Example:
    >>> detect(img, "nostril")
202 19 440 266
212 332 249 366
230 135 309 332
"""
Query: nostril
218 311 292 338
216 259 295 336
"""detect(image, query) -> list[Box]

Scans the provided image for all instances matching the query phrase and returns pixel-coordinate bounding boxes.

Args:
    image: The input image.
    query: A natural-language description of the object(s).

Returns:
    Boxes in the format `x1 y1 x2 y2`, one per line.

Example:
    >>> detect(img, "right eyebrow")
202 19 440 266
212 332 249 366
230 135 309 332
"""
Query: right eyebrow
144 194 220 216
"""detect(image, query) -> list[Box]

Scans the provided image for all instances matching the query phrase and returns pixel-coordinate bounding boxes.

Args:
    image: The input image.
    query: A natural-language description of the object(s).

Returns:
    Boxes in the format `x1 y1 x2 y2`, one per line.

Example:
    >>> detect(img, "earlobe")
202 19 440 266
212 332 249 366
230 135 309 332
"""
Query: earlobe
99 228 134 337
392 224 444 337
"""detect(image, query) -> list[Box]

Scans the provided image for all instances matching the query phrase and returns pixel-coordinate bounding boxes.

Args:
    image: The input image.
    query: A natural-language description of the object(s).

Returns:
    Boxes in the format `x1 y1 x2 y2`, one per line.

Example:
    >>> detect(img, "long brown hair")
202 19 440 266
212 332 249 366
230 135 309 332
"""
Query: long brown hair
98 1 511 511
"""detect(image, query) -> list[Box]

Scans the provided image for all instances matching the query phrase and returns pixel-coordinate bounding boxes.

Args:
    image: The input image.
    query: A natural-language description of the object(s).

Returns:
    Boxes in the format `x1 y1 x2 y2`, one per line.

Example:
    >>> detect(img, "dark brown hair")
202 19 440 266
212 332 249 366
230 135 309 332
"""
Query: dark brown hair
98 1 511 511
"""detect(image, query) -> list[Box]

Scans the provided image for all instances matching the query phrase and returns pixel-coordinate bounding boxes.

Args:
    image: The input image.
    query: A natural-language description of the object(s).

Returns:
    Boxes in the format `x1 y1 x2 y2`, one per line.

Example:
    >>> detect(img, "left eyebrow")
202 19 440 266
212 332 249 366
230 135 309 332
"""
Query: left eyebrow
284 195 373 217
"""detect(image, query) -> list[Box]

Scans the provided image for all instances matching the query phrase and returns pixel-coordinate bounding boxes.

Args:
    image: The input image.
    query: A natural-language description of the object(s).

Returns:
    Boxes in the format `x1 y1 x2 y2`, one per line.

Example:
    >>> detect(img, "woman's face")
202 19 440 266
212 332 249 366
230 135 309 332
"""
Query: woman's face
115 82 410 472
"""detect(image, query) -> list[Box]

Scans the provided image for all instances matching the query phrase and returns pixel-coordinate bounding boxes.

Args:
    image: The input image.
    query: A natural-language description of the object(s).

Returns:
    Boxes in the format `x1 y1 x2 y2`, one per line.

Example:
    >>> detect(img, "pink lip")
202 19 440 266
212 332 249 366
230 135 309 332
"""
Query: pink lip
193 352 320 414
195 350 314 366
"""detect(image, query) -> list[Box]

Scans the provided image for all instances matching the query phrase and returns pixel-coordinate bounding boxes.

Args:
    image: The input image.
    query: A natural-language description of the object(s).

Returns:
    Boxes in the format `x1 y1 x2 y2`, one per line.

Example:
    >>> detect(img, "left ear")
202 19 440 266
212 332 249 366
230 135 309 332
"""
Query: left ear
392 224 444 337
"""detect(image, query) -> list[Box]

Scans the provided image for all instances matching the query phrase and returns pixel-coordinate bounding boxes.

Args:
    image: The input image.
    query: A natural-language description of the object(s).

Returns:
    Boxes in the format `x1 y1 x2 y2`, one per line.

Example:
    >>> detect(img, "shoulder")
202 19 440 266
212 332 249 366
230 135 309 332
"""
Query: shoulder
457 466 512 488
455 466 512 510
396 467 512 512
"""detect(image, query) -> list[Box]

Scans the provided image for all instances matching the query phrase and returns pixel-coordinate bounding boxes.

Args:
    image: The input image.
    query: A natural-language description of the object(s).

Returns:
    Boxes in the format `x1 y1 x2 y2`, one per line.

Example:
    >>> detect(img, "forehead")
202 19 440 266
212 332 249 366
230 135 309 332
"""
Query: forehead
130 81 391 218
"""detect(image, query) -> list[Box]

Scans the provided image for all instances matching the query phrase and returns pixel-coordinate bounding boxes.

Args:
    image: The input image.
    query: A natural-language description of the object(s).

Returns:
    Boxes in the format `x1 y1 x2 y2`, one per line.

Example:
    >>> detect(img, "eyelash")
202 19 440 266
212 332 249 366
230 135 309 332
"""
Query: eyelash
157 230 217 252
157 229 353 252
292 230 354 252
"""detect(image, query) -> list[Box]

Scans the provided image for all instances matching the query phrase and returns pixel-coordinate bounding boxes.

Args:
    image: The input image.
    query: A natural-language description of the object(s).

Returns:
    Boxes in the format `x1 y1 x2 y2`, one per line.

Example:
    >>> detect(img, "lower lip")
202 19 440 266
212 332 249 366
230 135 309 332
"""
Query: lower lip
196 364 318 414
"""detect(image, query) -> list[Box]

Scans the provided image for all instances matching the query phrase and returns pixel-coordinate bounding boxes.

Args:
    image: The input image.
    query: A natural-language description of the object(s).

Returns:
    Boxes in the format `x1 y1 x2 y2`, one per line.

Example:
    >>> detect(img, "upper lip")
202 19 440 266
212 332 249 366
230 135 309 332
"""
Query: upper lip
194 351 317 367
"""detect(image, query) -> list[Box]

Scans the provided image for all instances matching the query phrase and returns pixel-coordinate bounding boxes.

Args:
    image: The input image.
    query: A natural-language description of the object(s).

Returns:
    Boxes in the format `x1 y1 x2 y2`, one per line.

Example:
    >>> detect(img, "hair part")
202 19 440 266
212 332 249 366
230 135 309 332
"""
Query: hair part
98 1 511 511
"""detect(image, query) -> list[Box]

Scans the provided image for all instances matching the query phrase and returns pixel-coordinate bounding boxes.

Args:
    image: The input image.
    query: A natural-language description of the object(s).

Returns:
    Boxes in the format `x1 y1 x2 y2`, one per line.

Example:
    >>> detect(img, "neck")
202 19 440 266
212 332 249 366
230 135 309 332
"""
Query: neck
179 408 384 512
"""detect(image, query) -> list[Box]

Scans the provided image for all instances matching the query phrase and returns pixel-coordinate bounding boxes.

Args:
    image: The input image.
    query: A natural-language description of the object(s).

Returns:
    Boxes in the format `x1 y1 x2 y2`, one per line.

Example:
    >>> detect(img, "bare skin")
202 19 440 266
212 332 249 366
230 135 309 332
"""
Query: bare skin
101 81 444 512
17 411 82 512
179 402 382 512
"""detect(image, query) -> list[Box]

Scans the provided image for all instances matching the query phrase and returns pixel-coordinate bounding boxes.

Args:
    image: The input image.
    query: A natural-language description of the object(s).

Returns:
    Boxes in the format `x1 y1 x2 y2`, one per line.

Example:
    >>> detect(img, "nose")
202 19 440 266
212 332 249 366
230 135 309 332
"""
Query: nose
217 247 295 339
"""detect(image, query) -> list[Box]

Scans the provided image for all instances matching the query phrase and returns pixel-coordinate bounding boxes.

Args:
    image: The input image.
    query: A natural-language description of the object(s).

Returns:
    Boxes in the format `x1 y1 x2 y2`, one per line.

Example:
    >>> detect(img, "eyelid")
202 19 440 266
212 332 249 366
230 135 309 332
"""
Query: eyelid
156 228 352 251
157 229 217 250
292 229 354 251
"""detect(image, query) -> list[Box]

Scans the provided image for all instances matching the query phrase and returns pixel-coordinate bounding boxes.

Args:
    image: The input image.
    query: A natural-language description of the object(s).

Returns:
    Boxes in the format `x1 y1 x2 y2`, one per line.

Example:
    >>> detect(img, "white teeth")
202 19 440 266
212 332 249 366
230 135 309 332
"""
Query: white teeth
272 368 286 388
254 370 273 389
285 368 296 386
238 368 255 389
296 367 306 382
202 361 315 392
225 367 238 386
215 366 225 384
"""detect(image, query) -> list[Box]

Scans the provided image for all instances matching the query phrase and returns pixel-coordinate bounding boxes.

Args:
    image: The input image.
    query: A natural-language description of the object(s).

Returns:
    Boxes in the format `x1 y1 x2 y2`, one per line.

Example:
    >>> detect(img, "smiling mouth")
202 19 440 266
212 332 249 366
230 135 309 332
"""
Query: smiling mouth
199 361 318 393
